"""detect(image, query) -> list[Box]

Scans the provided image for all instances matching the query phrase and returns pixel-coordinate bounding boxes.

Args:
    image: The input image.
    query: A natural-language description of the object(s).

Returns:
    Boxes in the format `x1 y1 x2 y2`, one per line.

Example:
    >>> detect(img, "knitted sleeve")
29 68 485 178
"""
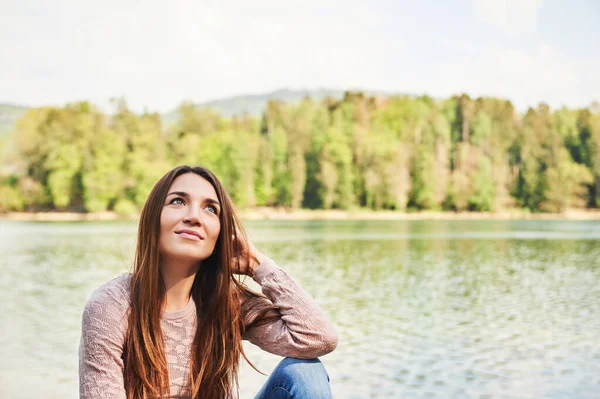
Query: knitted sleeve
79 275 130 399
242 259 338 359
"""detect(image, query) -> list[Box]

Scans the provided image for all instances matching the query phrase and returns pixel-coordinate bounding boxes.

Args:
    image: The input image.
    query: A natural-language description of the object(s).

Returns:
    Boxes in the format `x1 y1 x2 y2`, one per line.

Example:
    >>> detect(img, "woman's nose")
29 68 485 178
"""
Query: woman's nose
183 208 202 225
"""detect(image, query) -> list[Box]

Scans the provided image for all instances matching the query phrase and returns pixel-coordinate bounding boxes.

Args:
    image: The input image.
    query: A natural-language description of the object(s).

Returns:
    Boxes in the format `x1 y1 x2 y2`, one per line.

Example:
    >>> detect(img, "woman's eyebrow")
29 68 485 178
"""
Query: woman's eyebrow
166 191 189 198
205 198 221 207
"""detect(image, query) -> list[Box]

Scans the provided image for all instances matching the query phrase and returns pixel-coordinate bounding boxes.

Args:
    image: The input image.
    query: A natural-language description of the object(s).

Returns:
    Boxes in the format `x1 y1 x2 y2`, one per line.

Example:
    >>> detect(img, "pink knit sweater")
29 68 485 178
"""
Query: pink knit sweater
78 259 338 398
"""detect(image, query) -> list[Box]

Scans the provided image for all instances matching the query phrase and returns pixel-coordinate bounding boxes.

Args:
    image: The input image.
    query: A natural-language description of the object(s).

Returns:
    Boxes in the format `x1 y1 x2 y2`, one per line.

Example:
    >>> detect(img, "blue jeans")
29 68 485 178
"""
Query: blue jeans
254 358 332 399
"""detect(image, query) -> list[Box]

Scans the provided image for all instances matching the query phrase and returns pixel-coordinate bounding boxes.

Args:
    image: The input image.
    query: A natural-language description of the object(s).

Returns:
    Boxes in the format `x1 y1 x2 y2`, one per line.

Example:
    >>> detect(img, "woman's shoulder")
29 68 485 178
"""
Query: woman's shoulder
83 273 132 325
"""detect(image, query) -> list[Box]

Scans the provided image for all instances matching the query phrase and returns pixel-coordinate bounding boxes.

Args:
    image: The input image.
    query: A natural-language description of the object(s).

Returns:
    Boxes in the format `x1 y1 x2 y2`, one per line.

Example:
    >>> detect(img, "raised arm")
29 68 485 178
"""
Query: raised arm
79 278 129 398
242 258 338 359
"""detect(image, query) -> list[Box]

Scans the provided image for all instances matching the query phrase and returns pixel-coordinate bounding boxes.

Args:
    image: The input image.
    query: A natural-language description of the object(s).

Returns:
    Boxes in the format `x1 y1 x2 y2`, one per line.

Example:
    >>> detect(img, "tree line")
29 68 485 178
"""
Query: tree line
1 93 599 214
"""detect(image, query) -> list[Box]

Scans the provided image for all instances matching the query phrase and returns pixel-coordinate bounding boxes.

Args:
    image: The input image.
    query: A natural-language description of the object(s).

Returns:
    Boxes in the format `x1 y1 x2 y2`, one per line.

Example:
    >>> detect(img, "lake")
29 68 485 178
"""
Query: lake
1 219 599 398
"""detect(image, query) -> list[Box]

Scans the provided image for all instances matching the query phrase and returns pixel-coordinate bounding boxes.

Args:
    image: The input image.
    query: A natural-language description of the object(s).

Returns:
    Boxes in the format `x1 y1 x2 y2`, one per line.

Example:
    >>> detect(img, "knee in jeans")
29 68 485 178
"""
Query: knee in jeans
279 358 327 378
277 358 331 395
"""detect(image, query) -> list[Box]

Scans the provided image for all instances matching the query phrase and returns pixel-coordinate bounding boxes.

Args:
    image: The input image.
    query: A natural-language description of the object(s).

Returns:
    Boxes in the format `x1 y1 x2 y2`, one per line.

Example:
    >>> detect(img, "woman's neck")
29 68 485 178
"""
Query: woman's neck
160 259 200 312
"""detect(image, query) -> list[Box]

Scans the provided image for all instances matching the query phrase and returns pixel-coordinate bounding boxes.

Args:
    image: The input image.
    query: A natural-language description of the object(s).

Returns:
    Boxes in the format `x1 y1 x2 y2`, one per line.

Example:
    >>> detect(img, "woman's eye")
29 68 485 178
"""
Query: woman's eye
205 205 217 214
170 198 185 205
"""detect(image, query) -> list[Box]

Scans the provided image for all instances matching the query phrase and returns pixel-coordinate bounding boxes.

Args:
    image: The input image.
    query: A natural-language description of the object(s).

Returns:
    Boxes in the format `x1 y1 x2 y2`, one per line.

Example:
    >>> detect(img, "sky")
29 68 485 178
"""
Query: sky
1 0 598 113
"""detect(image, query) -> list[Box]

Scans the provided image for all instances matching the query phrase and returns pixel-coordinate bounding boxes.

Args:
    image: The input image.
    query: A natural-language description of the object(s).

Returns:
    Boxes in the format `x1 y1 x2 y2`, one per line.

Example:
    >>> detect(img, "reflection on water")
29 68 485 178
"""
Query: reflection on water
1 220 599 398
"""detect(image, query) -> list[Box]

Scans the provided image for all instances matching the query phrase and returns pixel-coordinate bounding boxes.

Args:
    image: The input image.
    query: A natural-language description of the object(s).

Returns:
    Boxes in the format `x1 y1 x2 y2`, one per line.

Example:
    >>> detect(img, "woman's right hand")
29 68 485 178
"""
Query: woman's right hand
230 230 266 277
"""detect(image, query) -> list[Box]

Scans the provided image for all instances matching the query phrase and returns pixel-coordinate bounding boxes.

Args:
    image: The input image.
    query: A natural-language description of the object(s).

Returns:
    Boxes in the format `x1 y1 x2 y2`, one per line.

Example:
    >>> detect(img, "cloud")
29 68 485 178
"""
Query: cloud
0 0 396 112
426 44 600 110
472 0 543 35
0 0 597 113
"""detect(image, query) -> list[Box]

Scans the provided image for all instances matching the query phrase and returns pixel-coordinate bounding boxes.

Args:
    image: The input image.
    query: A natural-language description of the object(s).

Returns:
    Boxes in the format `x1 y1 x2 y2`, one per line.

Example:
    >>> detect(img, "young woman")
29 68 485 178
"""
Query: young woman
79 165 338 399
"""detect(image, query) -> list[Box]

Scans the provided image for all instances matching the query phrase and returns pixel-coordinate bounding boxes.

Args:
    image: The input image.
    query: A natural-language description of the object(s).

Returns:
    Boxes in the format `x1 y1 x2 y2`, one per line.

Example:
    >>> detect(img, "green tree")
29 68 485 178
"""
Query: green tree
114 103 170 208
469 155 495 211
317 126 353 209
83 126 127 212
542 148 593 211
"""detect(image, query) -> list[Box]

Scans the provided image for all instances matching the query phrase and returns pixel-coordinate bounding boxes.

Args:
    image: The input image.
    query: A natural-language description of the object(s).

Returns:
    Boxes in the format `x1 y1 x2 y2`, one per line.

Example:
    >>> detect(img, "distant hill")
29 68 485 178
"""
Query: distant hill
203 88 347 115
0 104 28 136
0 88 401 134
161 88 398 126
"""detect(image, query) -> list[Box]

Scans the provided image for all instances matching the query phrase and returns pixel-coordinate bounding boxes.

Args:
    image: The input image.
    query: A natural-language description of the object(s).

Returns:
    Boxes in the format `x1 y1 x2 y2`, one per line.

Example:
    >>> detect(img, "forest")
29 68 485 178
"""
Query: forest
0 92 599 214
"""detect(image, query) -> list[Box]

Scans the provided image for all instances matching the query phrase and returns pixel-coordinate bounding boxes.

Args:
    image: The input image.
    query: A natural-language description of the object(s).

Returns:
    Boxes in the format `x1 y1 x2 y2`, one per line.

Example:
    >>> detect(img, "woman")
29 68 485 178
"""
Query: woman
79 165 338 399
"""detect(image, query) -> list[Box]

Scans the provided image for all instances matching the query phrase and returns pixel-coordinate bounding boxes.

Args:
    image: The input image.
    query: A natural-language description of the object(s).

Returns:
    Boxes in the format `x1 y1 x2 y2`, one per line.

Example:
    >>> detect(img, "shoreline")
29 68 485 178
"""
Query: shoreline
2 208 600 222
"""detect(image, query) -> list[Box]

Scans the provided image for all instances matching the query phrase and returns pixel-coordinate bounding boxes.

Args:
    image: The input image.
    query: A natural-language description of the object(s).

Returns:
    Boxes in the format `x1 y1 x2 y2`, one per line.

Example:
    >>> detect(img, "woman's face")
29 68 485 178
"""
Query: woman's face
158 173 221 266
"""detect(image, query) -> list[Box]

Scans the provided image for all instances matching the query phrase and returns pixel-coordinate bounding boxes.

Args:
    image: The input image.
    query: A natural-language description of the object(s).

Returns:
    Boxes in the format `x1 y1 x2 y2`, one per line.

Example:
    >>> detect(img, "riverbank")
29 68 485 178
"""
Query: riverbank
3 208 600 221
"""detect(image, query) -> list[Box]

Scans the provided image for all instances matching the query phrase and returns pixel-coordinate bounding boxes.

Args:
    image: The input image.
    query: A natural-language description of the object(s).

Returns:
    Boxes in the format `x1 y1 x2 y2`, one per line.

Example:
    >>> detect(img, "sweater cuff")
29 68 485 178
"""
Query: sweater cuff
252 258 279 284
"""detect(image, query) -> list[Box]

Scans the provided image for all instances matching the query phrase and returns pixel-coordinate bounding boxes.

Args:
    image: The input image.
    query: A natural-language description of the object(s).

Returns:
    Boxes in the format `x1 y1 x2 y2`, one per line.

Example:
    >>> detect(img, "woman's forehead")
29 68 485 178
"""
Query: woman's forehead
168 173 218 200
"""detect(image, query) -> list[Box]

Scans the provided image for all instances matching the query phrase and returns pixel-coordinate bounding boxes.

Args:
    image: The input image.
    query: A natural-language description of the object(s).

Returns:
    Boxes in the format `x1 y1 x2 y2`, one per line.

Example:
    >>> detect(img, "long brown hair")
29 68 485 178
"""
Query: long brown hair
124 165 275 399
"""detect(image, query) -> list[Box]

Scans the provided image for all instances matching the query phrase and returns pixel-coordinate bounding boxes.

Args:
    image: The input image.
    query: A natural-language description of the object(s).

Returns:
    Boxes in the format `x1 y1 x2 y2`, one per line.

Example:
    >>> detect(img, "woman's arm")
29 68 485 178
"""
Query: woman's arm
79 277 129 398
242 258 339 359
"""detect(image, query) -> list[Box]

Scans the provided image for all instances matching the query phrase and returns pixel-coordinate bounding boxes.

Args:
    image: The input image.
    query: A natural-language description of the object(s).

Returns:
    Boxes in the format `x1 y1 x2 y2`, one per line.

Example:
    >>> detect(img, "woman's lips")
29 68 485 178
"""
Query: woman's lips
176 231 203 241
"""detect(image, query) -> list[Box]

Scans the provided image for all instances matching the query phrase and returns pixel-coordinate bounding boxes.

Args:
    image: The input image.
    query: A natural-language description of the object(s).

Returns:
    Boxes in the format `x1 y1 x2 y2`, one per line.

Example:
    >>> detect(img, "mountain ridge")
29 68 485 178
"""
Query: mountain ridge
0 88 403 135
160 87 400 124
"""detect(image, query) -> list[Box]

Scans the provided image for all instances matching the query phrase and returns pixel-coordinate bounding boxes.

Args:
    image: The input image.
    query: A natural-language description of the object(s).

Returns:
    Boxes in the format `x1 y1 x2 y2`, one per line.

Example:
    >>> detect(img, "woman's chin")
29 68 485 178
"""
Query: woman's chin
161 251 210 265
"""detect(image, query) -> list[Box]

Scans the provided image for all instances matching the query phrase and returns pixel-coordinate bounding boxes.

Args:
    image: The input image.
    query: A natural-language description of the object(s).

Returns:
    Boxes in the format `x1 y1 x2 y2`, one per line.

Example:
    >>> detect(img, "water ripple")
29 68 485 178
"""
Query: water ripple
1 220 599 398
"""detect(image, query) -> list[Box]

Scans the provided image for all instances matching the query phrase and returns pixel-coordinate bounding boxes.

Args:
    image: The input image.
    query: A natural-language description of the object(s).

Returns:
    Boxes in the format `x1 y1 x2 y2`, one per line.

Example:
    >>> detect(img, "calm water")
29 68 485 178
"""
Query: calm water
1 219 599 398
